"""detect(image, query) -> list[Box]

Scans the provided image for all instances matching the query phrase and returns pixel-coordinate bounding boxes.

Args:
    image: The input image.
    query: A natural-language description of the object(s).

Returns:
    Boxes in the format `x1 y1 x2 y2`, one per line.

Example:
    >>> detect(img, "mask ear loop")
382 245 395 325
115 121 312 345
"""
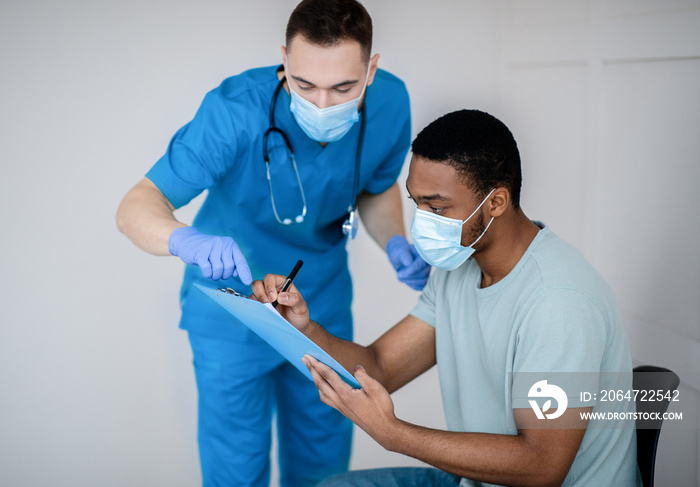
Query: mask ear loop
468 216 494 249
357 62 372 100
463 188 497 248
461 188 497 225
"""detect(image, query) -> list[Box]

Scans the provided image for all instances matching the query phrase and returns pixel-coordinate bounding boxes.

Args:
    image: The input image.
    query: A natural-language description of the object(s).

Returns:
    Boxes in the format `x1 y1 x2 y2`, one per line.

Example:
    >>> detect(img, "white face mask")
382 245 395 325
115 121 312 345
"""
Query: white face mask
287 64 370 143
410 189 495 270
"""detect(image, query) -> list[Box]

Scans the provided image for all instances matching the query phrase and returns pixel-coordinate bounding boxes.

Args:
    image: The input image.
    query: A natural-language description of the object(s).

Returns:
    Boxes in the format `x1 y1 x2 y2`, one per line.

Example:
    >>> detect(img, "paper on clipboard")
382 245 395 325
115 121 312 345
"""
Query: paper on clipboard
194 284 361 388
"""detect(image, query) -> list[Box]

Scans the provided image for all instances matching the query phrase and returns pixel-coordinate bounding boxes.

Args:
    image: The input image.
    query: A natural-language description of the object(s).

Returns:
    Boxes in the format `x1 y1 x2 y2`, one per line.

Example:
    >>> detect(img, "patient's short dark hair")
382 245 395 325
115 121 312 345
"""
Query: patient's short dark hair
412 109 522 208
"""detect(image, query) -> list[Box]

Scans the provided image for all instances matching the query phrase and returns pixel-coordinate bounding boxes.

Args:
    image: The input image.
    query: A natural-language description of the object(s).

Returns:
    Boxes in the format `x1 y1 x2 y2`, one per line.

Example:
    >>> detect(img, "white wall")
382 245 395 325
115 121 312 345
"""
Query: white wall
0 1 697 486
493 2 700 484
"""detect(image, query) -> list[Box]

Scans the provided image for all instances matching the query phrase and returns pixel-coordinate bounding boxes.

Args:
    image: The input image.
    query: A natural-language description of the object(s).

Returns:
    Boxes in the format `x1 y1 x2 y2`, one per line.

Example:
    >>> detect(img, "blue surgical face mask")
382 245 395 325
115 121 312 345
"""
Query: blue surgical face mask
410 189 496 270
288 64 370 143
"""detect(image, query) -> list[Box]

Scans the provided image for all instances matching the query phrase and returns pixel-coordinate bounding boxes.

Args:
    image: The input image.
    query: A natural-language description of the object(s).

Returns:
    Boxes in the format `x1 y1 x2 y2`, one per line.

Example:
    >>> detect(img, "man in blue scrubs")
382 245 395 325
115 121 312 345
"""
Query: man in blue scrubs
115 1 428 485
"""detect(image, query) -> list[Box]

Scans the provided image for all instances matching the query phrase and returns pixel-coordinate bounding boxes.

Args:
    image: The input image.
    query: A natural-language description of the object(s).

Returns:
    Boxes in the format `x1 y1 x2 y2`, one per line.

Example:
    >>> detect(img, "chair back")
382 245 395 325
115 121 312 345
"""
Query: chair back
633 365 680 487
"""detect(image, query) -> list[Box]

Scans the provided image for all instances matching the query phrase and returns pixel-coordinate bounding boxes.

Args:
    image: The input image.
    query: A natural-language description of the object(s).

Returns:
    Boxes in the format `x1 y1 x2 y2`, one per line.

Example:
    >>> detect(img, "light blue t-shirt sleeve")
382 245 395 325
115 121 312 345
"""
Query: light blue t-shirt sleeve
409 269 439 327
146 91 238 209
362 83 411 195
511 288 608 409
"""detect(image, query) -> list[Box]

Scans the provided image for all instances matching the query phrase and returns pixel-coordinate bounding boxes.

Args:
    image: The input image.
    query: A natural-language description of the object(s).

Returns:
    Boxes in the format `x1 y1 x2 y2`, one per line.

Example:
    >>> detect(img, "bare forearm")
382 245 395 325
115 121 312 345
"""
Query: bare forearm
303 321 385 383
300 314 435 394
385 421 565 487
357 183 405 248
115 177 186 255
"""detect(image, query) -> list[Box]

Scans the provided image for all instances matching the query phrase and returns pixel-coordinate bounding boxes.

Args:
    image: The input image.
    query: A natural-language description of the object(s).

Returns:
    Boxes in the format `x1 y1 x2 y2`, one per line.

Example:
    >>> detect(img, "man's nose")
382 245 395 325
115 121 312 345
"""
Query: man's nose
315 90 333 109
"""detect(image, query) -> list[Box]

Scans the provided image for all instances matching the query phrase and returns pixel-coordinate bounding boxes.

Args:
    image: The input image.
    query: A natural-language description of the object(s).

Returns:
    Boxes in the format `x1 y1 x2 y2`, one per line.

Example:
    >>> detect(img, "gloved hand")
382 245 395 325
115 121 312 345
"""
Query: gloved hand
168 227 252 284
385 235 430 291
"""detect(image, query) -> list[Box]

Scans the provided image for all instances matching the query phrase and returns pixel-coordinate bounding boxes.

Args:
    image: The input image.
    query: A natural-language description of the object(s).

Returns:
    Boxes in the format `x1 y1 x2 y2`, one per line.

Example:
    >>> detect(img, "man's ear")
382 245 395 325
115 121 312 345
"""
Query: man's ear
488 187 510 217
281 45 287 70
367 53 380 86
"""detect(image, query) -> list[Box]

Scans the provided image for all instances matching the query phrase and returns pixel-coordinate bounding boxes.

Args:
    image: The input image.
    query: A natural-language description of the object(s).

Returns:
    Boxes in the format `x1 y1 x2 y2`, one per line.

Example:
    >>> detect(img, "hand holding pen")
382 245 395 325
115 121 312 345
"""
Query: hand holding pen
272 259 303 308
251 260 312 332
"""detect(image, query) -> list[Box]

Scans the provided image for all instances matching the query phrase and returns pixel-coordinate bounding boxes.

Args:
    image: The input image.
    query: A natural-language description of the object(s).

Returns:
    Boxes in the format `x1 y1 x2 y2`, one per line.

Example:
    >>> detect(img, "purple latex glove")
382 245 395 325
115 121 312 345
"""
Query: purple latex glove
385 235 430 291
168 227 252 284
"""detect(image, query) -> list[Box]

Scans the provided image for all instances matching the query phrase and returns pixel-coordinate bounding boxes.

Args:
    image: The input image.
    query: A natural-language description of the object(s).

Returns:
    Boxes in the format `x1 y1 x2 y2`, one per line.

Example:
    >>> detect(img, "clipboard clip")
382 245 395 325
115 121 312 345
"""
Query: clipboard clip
217 287 251 299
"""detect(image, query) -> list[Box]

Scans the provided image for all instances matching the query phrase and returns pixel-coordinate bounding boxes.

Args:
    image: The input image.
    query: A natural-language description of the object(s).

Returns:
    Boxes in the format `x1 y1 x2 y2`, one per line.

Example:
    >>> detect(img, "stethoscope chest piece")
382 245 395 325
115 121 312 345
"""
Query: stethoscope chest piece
342 209 359 239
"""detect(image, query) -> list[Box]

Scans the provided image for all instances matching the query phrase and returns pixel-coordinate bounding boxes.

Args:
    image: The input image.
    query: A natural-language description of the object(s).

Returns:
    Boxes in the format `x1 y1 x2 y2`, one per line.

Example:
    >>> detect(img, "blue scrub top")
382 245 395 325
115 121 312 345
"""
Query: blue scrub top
147 65 411 340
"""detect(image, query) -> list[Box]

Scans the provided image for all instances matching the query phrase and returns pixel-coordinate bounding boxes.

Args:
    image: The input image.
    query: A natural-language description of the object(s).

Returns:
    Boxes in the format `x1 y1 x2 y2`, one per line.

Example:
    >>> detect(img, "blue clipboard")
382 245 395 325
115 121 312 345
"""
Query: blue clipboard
194 284 361 388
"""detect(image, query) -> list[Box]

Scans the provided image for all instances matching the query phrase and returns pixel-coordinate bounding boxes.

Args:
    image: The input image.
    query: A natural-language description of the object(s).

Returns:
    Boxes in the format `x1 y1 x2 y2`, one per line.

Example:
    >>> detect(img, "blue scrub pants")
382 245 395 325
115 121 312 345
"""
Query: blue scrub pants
189 333 353 487
317 467 462 486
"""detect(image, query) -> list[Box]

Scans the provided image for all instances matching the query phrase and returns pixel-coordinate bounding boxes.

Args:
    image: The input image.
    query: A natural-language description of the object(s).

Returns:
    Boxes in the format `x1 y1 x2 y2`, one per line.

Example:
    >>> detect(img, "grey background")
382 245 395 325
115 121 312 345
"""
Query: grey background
1 0 698 485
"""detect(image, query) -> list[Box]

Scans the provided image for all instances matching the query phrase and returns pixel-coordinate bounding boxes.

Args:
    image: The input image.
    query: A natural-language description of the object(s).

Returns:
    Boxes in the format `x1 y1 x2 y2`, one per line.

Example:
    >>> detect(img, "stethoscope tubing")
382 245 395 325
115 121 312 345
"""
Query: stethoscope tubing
263 71 364 236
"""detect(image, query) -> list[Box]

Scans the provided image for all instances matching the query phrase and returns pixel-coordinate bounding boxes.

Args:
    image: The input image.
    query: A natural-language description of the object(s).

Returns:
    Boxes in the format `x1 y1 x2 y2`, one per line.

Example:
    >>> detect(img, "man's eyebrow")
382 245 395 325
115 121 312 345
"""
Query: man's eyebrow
405 186 450 202
331 79 359 88
419 193 450 202
290 74 359 88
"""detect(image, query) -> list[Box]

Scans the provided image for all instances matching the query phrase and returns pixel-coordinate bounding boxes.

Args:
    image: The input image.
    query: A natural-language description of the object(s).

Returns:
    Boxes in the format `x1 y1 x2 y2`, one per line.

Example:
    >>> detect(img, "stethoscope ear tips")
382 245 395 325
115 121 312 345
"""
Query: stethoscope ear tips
282 218 293 225
295 215 304 223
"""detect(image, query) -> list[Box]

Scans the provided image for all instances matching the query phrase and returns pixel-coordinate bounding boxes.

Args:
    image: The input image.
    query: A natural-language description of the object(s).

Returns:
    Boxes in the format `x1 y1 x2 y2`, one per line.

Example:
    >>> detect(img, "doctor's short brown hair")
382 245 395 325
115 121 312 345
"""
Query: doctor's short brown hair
286 0 373 62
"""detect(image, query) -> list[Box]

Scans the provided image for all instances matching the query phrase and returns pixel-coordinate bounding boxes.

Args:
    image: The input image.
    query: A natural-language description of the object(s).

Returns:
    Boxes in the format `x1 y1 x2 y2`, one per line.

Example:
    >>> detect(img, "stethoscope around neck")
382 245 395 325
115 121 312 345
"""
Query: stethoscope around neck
262 75 365 239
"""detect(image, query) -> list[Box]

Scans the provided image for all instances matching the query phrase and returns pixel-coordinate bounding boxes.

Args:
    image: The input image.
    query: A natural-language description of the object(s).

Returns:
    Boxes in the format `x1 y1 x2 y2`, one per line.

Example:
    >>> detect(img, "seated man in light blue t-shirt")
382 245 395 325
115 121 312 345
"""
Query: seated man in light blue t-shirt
251 109 642 487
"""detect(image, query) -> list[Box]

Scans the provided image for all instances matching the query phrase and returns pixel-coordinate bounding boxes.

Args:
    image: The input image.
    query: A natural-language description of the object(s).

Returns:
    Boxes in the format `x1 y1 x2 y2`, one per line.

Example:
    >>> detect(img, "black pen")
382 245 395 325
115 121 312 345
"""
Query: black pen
272 259 303 308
